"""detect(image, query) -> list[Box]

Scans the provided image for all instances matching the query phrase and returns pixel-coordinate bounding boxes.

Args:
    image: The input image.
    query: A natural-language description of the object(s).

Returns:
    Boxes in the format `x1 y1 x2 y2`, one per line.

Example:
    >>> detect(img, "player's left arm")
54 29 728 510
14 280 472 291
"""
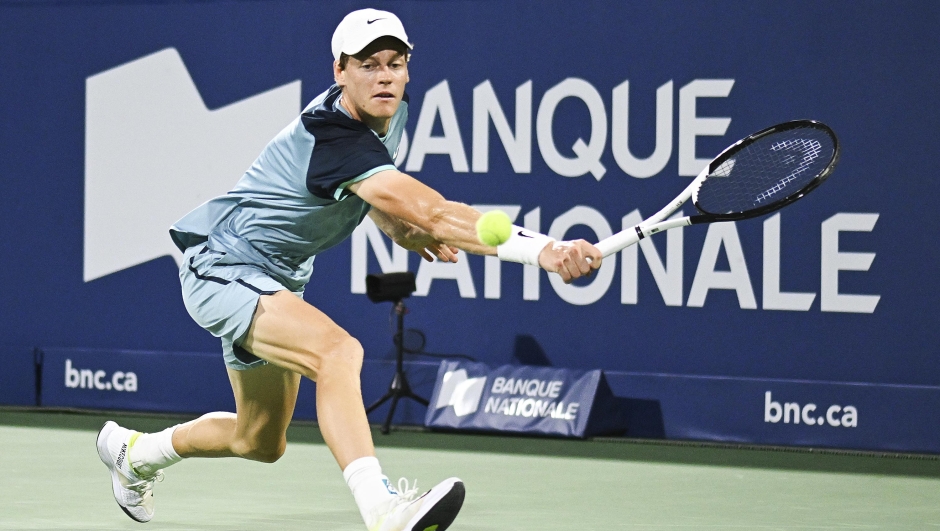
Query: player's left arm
349 169 494 256
367 208 459 263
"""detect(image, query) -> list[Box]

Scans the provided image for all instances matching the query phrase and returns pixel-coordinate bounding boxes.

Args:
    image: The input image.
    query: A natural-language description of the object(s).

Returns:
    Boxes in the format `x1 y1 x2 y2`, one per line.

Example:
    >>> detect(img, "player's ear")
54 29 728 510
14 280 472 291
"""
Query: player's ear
333 59 345 86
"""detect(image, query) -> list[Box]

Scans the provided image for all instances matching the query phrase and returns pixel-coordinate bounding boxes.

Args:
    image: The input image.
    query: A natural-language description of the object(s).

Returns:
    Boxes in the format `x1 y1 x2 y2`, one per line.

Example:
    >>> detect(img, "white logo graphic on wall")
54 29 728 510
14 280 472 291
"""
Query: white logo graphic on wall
65 359 138 392
434 369 486 416
83 48 300 282
763 391 857 428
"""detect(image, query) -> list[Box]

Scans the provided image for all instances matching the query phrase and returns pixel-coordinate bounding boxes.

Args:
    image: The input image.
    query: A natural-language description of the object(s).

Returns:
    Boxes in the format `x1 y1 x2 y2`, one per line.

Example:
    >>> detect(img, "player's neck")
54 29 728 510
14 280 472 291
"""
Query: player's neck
339 95 390 136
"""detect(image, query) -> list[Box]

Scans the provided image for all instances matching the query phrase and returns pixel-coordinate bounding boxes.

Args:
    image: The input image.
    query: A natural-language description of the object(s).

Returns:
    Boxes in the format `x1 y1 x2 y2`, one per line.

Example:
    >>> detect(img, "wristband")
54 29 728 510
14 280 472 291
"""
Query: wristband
496 226 554 266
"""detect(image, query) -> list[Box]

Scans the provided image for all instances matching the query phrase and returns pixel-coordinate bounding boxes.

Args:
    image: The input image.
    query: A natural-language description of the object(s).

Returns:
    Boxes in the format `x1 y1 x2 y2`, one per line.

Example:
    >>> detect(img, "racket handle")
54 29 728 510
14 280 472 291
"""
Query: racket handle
595 229 641 257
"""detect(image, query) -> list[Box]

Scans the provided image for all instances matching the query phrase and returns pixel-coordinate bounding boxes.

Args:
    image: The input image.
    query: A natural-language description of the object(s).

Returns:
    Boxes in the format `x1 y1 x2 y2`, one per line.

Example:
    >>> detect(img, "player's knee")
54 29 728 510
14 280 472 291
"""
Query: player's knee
251 444 286 464
318 335 364 372
233 435 286 463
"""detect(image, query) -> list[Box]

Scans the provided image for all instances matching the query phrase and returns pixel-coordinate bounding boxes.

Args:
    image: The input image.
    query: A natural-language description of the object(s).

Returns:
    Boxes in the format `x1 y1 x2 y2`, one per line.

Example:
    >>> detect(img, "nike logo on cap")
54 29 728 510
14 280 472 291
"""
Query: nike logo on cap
367 18 385 24
517 231 533 238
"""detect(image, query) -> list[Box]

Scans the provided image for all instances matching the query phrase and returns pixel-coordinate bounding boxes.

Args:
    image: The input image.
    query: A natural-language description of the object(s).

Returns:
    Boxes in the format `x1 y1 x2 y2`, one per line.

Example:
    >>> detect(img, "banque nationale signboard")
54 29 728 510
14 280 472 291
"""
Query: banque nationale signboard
426 361 626 438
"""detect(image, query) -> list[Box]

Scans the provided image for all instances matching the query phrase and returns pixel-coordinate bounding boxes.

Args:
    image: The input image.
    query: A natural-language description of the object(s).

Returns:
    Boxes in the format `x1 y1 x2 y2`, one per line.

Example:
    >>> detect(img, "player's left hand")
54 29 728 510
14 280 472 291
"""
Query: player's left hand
417 242 460 263
397 230 459 262
538 240 602 283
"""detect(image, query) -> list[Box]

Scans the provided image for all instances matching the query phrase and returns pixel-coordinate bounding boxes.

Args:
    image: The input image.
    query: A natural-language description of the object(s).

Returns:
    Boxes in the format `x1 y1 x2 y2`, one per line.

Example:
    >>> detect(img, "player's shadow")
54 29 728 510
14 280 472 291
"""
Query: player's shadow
511 334 553 366
511 334 665 439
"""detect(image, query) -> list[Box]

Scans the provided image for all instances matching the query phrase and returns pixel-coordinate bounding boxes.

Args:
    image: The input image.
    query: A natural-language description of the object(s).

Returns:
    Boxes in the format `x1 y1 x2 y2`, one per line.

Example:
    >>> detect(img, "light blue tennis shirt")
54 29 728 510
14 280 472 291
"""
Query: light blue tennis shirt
170 85 409 292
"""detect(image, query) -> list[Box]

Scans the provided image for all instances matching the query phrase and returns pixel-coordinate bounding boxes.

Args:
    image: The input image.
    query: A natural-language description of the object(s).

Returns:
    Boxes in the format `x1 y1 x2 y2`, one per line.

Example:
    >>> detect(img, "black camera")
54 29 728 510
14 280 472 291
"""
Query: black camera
365 272 417 303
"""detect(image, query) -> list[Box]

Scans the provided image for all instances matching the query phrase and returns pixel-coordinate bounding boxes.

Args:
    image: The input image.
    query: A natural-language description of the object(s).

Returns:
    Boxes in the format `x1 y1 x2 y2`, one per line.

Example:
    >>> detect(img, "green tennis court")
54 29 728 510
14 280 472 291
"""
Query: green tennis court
2 409 939 530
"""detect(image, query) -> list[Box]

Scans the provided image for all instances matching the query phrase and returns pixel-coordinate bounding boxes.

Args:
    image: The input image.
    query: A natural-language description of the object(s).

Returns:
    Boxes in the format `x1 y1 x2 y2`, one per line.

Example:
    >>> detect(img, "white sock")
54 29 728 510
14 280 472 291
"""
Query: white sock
343 456 398 524
129 426 182 477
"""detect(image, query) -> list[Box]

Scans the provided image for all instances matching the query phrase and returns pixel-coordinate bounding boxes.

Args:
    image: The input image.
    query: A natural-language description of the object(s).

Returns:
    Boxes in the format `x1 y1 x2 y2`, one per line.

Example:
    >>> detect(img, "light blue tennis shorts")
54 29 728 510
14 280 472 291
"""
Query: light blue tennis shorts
179 243 299 370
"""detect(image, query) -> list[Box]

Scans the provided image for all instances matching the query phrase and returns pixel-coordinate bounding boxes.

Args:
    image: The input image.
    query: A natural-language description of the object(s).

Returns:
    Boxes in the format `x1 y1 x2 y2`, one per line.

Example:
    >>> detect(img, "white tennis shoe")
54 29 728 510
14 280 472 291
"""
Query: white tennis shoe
96 421 164 523
366 477 465 531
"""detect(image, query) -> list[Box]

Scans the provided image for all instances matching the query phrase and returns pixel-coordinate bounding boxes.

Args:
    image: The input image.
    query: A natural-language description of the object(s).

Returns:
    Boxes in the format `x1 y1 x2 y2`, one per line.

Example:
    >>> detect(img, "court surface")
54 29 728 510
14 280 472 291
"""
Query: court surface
2 409 939 530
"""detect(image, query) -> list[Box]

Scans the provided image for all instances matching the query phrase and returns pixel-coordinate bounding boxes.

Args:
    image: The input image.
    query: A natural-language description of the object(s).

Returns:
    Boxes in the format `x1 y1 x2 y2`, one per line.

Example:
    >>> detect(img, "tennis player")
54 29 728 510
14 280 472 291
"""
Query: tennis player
96 8 602 531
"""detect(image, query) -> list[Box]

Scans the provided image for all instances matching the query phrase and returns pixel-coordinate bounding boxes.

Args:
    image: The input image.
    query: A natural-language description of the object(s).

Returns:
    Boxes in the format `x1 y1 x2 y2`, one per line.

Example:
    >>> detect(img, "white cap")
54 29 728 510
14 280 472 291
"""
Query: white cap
331 8 413 60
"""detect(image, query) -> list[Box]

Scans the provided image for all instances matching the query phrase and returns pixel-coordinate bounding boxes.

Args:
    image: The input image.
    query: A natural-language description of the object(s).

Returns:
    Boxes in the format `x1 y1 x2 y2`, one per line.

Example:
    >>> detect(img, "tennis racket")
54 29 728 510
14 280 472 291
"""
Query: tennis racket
595 119 840 257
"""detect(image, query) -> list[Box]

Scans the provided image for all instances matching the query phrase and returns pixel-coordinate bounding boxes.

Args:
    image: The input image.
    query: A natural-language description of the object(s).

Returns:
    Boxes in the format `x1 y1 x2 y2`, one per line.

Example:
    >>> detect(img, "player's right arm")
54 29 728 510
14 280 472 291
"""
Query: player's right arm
350 170 491 255
348 169 602 282
367 207 459 263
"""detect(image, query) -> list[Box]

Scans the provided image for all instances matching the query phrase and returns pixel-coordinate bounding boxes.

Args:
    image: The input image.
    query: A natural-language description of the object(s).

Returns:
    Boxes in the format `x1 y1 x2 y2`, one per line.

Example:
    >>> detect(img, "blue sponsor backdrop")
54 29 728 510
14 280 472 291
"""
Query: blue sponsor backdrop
40 348 236 413
426 361 627 438
1 1 938 452
0 346 36 406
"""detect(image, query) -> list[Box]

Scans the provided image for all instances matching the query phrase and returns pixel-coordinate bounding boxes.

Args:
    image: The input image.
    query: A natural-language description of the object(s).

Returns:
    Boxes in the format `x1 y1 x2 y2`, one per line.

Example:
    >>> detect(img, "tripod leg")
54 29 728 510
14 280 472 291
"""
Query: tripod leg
403 389 429 407
366 388 395 414
381 394 402 435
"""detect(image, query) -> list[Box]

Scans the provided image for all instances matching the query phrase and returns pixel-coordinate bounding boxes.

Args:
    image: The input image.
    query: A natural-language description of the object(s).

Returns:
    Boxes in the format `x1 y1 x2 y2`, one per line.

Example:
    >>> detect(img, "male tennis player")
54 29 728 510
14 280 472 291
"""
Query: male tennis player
96 8 602 531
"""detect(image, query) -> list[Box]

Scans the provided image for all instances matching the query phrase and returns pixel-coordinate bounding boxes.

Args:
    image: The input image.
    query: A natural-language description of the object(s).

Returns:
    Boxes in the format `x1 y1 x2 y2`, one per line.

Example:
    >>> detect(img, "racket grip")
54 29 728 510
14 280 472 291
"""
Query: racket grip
595 229 641 257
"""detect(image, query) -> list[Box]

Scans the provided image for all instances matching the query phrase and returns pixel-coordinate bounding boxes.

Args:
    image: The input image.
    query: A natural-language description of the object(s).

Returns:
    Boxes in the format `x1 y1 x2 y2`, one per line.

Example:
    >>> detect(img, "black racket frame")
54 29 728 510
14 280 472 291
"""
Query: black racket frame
688 119 841 225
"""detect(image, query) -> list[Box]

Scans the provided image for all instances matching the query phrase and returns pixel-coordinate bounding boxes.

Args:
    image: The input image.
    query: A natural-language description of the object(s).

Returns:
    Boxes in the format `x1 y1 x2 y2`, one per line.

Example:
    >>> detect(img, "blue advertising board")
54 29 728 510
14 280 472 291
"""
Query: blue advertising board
35 347 437 424
1 1 938 452
0 346 37 406
426 361 626 438
39 348 236 413
603 371 940 454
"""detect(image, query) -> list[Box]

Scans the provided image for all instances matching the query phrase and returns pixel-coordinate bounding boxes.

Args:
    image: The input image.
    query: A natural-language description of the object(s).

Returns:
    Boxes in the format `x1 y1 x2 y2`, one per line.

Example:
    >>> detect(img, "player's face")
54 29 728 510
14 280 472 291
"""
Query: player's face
335 40 409 135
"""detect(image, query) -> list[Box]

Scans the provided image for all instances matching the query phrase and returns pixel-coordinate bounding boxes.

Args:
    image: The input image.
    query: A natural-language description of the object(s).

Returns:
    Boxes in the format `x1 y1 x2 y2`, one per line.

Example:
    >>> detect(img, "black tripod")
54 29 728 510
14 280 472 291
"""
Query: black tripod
363 272 428 435
365 299 429 434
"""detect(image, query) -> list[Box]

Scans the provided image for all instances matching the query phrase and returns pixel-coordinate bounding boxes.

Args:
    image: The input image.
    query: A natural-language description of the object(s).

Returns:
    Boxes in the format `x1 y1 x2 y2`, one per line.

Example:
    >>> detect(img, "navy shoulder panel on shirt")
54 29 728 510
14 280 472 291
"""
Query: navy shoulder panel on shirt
301 90 394 201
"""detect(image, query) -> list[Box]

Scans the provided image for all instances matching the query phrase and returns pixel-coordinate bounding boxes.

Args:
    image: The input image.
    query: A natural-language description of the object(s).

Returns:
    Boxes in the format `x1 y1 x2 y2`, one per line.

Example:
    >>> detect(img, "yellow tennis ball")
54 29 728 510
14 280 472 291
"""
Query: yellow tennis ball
476 210 512 246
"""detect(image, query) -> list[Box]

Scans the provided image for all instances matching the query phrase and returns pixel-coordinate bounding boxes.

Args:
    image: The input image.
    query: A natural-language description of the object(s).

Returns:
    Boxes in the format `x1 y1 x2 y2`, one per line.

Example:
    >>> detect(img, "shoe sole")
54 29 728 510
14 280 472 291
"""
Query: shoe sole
96 421 149 523
404 477 465 531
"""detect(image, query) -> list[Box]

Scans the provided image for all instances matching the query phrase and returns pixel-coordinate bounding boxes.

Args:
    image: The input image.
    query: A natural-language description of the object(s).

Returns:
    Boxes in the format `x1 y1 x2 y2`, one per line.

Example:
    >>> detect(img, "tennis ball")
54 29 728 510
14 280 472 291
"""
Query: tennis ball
476 210 512 246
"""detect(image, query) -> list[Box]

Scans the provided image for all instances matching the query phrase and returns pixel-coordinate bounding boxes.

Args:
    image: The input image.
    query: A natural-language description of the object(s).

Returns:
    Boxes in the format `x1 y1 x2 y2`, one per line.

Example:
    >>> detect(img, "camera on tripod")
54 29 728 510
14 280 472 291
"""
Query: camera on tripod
364 272 428 434
365 272 416 303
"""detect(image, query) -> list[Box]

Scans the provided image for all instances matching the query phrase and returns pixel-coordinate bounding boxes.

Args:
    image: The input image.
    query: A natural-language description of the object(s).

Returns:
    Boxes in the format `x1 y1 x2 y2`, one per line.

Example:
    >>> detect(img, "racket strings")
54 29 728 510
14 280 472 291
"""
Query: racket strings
695 126 836 215
755 138 823 203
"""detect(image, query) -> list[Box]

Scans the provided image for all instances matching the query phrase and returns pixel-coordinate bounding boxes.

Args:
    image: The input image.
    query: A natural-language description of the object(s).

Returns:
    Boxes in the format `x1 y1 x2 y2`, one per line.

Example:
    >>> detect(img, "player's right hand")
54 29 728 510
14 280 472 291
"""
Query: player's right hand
538 240 602 283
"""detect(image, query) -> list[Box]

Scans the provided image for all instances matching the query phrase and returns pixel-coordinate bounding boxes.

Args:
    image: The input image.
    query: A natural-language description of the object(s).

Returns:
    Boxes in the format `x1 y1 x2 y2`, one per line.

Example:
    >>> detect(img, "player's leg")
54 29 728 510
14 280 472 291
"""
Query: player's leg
99 242 462 529
170 362 301 461
240 290 372 468
95 362 300 523
96 244 304 522
240 291 465 531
